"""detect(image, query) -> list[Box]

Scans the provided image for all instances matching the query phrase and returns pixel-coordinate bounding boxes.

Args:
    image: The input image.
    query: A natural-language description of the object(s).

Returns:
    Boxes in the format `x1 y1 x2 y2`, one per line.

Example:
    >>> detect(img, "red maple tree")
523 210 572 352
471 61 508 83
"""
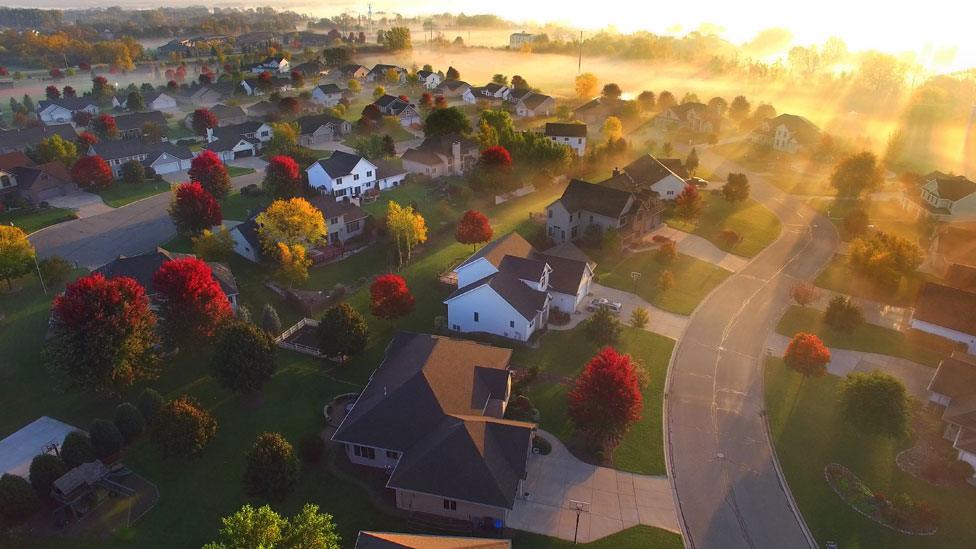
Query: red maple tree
278 97 300 116
152 257 232 347
433 95 447 109
45 85 61 100
369 274 415 321
480 146 513 171
169 182 222 235
93 114 118 139
567 346 644 451
187 150 231 198
190 108 218 136
263 155 302 198
419 92 433 110
76 131 99 148
71 155 114 190
50 273 158 392
455 209 493 250
675 184 703 218
72 111 93 127
62 85 76 98
784 332 831 380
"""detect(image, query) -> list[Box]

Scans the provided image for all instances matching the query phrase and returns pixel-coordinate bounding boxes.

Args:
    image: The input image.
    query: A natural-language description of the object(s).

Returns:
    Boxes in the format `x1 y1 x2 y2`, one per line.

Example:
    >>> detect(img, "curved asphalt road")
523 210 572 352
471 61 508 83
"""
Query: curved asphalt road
665 148 839 548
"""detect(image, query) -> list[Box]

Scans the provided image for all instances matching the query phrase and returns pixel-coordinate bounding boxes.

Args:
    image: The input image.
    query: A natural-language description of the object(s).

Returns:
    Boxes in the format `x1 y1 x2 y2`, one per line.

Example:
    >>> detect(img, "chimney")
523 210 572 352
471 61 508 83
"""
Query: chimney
612 167 620 177
206 127 215 143
452 140 461 172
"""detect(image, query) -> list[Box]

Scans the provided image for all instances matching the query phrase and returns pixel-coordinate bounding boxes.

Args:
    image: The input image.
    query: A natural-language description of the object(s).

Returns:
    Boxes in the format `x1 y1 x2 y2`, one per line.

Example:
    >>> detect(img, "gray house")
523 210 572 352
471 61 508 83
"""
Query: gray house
546 179 663 244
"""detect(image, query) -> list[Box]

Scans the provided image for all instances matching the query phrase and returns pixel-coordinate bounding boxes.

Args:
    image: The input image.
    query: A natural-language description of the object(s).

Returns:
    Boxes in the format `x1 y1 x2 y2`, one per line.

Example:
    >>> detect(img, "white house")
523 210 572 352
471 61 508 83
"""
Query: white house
515 93 554 117
371 95 421 127
36 97 98 125
544 122 586 156
751 113 821 154
401 134 479 178
311 83 344 107
143 91 178 112
253 56 290 73
306 151 378 199
89 140 193 178
623 154 688 199
925 353 976 484
203 121 273 162
473 83 511 101
509 32 536 49
911 282 976 353
230 213 262 262
416 70 442 89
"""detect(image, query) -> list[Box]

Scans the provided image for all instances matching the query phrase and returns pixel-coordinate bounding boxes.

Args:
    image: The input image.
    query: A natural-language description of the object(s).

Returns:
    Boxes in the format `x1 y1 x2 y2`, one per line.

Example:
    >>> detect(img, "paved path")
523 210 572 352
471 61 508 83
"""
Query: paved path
508 430 680 543
664 144 839 549
46 191 113 219
639 227 749 273
549 283 689 340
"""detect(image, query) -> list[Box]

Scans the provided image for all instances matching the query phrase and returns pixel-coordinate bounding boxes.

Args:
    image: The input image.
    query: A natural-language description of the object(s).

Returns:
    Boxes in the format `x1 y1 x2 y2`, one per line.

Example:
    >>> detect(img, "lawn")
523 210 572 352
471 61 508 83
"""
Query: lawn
514 525 682 548
0 207 76 233
596 250 731 315
764 358 976 549
806 197 932 244
511 326 675 475
775 306 954 368
342 123 416 147
666 192 781 257
97 179 173 208
219 190 270 221
225 165 256 178
815 255 929 307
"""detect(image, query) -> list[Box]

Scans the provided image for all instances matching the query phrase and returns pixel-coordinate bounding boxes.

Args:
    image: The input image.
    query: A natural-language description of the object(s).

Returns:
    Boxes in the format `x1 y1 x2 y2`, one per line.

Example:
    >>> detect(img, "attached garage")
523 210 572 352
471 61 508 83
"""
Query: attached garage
152 159 182 175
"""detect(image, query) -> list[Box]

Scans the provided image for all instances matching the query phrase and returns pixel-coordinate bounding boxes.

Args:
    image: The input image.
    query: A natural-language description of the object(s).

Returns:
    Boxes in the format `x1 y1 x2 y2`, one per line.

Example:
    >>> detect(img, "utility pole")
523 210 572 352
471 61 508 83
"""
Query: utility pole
578 30 583 74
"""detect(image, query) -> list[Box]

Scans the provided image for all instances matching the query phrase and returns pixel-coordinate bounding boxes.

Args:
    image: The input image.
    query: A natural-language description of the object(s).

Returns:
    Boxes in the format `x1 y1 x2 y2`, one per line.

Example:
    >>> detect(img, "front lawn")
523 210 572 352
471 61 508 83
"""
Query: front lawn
764 358 976 549
807 197 931 244
512 326 674 475
775 306 953 368
596 250 731 315
666 193 781 257
225 165 256 178
514 525 682 548
0 207 76 233
342 123 416 147
219 190 270 221
815 255 929 307
97 179 173 208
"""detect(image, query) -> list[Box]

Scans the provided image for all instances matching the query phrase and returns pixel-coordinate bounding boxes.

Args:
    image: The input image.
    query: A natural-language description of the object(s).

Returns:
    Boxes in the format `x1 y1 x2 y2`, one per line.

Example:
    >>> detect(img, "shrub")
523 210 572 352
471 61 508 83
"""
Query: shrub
718 229 741 246
60 431 96 468
120 159 145 184
505 395 537 422
243 432 300 501
0 474 40 526
297 434 326 464
630 307 649 329
38 256 73 287
532 435 552 455
824 296 864 331
548 308 571 326
89 419 123 460
585 306 621 345
656 241 677 263
114 402 146 443
151 395 218 458
28 454 66 500
138 388 166 424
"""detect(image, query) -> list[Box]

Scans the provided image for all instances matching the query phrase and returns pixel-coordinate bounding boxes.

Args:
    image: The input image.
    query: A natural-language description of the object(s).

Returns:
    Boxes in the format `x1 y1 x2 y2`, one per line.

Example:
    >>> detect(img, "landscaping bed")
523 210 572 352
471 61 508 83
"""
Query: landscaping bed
824 463 938 535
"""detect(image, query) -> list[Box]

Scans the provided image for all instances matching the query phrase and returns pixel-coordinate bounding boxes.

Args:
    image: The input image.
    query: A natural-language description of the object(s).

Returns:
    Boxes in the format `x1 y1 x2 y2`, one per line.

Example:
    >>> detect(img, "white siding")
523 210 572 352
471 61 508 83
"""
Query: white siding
911 319 976 353
445 285 536 342
230 227 260 262
650 175 687 200
455 258 498 288
396 488 510 523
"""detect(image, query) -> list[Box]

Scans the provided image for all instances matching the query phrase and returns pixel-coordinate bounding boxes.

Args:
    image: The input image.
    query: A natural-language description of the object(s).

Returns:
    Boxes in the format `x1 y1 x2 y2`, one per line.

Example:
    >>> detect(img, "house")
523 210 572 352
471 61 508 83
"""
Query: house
311 83 344 107
903 172 976 222
509 32 536 49
95 248 238 310
297 113 352 146
336 64 369 80
240 77 292 97
209 104 248 126
176 83 235 108
89 140 194 178
204 121 272 161
416 70 442 89
751 113 820 154
911 282 976 353
355 531 510 549
515 93 554 117
141 91 178 113
331 332 535 524
472 83 511 101
290 60 327 78
366 64 407 83
230 213 263 262
0 152 75 206
654 102 720 133
252 56 290 73
401 134 479 177
307 151 378 199
371 95 421 127
0 124 78 154
445 232 596 340
114 111 168 140
308 195 370 246
621 154 689 199
246 100 277 119
371 158 409 191
572 97 618 125
546 178 663 244
433 80 474 103
925 353 976 483
35 97 99 125
544 122 587 156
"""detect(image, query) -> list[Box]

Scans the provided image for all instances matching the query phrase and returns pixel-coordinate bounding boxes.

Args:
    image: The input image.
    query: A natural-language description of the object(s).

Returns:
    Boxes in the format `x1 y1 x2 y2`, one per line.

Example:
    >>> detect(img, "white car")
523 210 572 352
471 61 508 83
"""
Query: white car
587 298 622 313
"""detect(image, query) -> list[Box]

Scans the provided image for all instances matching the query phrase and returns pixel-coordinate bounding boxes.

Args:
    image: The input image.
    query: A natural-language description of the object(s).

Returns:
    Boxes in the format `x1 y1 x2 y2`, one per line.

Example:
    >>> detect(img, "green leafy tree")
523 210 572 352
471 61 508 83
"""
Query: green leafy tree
630 307 649 329
316 304 368 362
0 226 35 290
848 232 922 286
34 134 78 166
0 474 40 526
126 90 145 111
261 304 282 336
424 106 471 137
28 454 66 501
585 305 621 346
203 503 341 549
211 321 277 396
243 432 300 501
722 173 750 202
830 151 884 196
840 371 910 437
685 147 700 174
60 431 96 468
113 402 145 443
151 395 218 458
38 256 73 288
824 296 865 331
89 419 123 460
120 159 145 184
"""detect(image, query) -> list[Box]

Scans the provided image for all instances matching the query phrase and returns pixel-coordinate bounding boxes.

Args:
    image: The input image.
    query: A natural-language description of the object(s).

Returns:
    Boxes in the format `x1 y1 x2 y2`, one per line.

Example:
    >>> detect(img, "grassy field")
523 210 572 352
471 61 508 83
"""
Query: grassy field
97 179 173 208
765 358 976 549
512 326 674 475
0 207 76 233
225 165 256 178
666 192 781 257
807 197 931 244
596 250 731 315
515 525 682 548
815 255 929 307
219 190 270 221
775 306 952 368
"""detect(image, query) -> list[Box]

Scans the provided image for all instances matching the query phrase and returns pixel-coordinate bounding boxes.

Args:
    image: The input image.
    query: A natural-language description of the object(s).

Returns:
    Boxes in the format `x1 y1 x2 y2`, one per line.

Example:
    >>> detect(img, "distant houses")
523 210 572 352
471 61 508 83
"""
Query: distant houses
544 123 587 156
114 111 168 140
509 32 537 49
88 140 194 178
0 124 78 154
0 151 75 206
36 97 98 125
750 113 821 154
433 80 475 103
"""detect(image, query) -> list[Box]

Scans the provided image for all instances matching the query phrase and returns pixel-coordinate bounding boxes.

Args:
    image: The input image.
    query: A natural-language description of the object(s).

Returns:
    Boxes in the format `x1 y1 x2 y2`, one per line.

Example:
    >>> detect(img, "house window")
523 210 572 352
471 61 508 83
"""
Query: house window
443 499 457 511
509 320 515 328
330 217 339 224
336 177 343 184
334 188 347 197
547 209 553 218
667 190 674 196
578 138 583 144
473 312 479 322
366 171 373 177
353 445 375 459
452 324 460 331
589 215 594 223
353 174 360 181
571 226 578 238
386 450 399 459
346 220 360 232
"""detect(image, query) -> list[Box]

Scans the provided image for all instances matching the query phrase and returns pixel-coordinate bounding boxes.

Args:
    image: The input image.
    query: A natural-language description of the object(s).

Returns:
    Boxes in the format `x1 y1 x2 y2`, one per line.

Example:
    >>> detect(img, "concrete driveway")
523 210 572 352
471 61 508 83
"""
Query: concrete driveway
228 156 268 170
46 191 112 219
508 430 679 543
550 283 689 340
641 226 749 272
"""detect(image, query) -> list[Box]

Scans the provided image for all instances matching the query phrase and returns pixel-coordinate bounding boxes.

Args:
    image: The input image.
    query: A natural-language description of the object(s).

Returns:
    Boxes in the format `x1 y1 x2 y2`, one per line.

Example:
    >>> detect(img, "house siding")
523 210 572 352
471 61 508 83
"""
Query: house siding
651 175 687 200
395 488 511 523
910 319 976 353
230 227 260 262
445 285 537 342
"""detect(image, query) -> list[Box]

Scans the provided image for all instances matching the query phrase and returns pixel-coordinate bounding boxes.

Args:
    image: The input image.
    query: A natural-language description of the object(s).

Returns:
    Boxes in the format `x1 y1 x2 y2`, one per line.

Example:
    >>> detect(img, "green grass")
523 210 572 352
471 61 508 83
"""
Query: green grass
512 326 674 475
776 306 952 368
806 197 931 244
0 207 76 233
815 255 929 307
764 358 976 549
225 165 256 178
97 179 173 208
666 193 781 257
167 120 194 140
219 190 270 221
514 525 683 548
342 123 416 147
596 250 731 315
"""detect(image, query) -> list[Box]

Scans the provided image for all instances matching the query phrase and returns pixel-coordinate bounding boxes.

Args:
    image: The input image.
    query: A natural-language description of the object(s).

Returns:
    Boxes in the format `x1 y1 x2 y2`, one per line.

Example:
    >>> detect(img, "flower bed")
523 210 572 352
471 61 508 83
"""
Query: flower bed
824 463 938 535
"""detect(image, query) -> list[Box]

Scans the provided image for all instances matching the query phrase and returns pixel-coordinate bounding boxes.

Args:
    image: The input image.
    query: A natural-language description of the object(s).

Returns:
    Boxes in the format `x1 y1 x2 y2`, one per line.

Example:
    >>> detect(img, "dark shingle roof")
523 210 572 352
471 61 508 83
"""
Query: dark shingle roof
538 253 590 296
296 113 347 135
767 113 821 145
932 175 976 201
545 123 587 138
308 195 369 221
498 255 548 281
315 150 365 178
624 154 685 187
448 271 549 321
0 124 77 152
95 248 237 298
37 97 97 111
519 93 552 110
210 104 246 120
556 179 634 218
355 531 510 549
315 83 342 95
928 353 976 400
92 140 193 162
114 111 167 132
945 263 976 292
914 282 976 335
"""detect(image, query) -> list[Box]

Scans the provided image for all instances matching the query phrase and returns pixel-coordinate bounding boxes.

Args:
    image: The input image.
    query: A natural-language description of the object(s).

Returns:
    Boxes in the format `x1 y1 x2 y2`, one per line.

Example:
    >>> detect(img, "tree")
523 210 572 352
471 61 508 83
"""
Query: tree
29 454 66 500
830 151 883 196
446 66 460 80
153 257 233 347
475 145 514 192
722 172 750 202
567 347 643 453
378 27 412 51
346 78 361 93
381 134 396 157
191 108 219 136
211 320 277 396
261 304 282 336
76 131 98 148
657 90 676 112
658 270 675 292
34 134 78 166
370 274 415 321
636 90 656 111
71 155 114 191
840 371 909 437
151 395 218 458
89 419 123 460
601 83 622 101
60 431 96 469
279 97 300 117
243 432 300 501
192 228 234 261
36 257 71 290
121 159 145 184
290 70 305 88
0 474 40 526
274 243 311 287
675 184 703 219
50 273 158 393
601 116 623 143
256 198 327 251
203 503 341 549
843 208 870 236
138 388 166 424
656 240 677 264
848 231 922 287
824 296 865 331
126 90 145 111
113 402 145 443
188 149 232 198
316 303 368 362
455 210 493 250
372 85 386 100
169 182 222 236
386 201 428 266
790 281 820 306
511 75 529 90
783 332 831 380
729 95 751 122
424 107 471 138
0 226 35 290
45 85 61 100
630 307 649 329
266 122 300 157
575 73 598 99
93 114 119 140
263 155 302 198
708 96 728 117
586 305 622 345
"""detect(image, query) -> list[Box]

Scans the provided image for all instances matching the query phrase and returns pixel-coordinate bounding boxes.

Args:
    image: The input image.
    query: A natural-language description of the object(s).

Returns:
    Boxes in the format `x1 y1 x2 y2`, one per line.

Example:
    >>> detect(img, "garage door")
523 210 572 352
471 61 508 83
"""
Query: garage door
35 185 67 201
234 149 253 159
154 161 181 174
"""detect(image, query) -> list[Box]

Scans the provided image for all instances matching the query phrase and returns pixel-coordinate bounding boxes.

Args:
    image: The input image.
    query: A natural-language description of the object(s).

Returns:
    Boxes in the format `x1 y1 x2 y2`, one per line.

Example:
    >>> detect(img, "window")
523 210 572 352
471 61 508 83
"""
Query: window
578 138 583 144
473 312 479 322
353 445 375 459
336 177 343 184
667 190 674 196
0 175 10 188
386 450 399 459
366 170 373 177
509 320 515 328
547 209 553 218
346 220 360 232
589 215 594 223
330 217 339 224
334 188 347 197
443 499 457 511
353 173 360 181
452 324 460 331
571 226 578 238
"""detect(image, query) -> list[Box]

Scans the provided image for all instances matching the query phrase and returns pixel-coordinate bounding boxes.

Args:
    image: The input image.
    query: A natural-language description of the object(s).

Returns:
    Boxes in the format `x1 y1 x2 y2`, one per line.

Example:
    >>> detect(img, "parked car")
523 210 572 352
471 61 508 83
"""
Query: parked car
587 298 622 313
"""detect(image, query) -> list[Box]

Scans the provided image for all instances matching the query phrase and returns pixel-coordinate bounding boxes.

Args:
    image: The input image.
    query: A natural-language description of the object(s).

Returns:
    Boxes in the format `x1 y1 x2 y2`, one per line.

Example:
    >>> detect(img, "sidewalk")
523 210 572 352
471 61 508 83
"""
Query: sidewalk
638 226 748 273
549 283 689 340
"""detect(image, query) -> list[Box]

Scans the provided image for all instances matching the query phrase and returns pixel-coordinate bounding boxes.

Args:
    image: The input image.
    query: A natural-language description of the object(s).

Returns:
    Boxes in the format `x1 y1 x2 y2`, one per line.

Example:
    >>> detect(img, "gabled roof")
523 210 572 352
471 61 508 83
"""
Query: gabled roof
210 104 246 120
767 113 821 144
0 151 33 170
666 101 709 121
8 161 71 190
945 393 976 430
447 270 549 321
374 94 408 110
339 63 368 74
914 282 976 335
114 110 167 132
498 255 548 281
518 92 552 110
459 232 535 270
205 121 264 152
370 63 405 75
930 175 976 201
928 353 976 400
355 531 510 549
91 140 193 162
308 195 369 222
37 96 98 112
481 83 508 94
538 252 591 296
0 124 77 152
624 154 686 188
95 248 237 298
416 70 436 79
313 150 368 179
945 263 976 292
296 113 347 135
555 178 634 219
373 158 407 180
400 147 444 166
435 80 470 92
315 83 342 95
544 122 587 138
